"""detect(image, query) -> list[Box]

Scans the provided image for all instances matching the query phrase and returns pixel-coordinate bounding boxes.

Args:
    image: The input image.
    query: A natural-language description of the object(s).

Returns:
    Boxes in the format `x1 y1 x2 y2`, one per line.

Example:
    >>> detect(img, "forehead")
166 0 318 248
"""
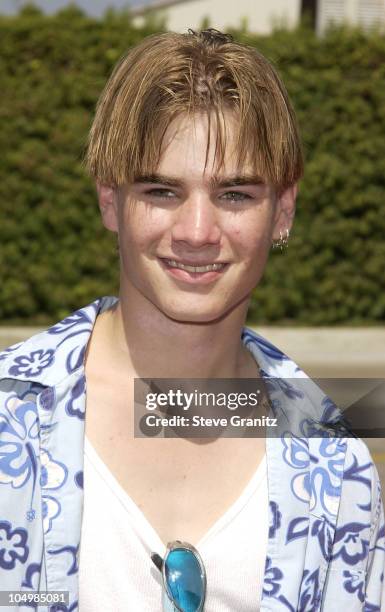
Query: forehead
156 110 251 176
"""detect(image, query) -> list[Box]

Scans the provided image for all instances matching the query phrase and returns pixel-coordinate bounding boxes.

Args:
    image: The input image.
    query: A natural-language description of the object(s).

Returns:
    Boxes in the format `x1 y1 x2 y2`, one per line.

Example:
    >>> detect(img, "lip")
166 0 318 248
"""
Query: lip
158 257 229 284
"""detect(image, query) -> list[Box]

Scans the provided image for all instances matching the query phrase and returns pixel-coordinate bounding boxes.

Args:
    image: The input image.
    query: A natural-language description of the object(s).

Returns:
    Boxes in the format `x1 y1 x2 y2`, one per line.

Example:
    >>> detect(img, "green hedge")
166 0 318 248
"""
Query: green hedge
0 6 384 324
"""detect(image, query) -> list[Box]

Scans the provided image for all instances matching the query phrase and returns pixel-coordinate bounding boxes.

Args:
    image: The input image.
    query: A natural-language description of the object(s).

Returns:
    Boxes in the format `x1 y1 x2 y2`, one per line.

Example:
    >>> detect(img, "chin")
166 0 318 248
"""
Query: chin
161 302 233 325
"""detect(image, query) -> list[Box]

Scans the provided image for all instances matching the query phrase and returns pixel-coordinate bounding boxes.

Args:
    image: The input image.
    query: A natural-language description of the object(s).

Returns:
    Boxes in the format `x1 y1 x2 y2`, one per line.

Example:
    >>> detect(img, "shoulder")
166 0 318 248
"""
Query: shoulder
242 325 306 378
243 326 383 502
0 331 53 379
0 296 116 386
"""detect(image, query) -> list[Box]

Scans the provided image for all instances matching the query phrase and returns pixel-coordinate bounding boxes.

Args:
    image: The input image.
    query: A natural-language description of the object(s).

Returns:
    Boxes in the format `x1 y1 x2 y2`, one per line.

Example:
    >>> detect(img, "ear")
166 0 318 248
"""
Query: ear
96 182 119 233
271 183 298 242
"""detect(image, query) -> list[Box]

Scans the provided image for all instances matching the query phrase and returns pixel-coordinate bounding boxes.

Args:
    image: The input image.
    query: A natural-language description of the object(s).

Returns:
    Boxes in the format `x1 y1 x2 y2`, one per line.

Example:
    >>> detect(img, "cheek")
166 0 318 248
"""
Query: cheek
230 223 271 260
120 208 168 249
226 204 274 254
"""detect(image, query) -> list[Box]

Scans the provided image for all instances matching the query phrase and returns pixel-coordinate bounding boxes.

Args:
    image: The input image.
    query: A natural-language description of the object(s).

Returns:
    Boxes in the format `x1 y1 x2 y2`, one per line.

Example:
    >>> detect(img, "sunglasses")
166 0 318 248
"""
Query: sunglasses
151 540 206 612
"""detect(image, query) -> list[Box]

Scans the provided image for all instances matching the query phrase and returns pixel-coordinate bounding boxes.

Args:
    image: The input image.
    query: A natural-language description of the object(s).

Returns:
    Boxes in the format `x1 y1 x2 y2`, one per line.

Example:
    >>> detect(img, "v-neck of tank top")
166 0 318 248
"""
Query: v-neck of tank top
83 435 267 554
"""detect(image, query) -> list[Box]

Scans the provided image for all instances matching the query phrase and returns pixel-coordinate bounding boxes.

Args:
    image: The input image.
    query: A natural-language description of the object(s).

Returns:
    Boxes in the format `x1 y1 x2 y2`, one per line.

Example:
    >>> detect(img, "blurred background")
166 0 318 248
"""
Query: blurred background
0 0 384 480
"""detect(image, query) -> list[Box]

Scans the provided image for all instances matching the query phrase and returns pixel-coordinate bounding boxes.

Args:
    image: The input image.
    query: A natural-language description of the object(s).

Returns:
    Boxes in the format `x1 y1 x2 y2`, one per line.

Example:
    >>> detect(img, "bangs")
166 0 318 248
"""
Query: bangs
85 31 303 192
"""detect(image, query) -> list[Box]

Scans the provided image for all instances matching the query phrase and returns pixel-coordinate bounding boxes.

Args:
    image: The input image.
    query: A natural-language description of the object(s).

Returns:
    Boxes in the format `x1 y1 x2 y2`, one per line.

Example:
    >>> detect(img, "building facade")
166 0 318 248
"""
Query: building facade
130 0 385 34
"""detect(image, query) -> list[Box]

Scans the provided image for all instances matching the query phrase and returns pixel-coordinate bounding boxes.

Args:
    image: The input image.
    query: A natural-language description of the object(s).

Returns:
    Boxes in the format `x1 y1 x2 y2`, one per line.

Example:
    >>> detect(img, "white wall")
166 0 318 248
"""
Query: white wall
316 0 385 33
133 0 302 35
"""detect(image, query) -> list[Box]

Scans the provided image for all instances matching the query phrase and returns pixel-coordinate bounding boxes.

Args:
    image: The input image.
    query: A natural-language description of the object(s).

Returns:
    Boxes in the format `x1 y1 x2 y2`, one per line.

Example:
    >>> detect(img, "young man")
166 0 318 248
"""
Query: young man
0 28 384 612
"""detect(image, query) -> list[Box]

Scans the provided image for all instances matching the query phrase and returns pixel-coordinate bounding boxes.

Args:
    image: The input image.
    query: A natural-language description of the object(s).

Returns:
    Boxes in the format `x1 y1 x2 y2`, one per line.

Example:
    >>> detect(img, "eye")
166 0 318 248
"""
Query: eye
220 191 252 203
145 188 176 199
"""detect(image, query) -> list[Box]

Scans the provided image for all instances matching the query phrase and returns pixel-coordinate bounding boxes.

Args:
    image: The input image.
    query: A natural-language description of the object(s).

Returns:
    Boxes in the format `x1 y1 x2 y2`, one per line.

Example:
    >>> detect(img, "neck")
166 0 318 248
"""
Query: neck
97 288 258 380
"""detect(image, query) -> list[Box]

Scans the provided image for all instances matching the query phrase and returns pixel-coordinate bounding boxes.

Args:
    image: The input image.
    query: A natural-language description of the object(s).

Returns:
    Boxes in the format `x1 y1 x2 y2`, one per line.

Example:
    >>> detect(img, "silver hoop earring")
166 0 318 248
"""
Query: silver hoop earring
272 228 289 251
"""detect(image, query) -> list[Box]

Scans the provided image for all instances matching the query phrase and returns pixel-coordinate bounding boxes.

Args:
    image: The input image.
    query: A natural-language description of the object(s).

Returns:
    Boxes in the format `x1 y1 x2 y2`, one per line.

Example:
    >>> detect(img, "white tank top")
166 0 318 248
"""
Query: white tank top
79 437 268 611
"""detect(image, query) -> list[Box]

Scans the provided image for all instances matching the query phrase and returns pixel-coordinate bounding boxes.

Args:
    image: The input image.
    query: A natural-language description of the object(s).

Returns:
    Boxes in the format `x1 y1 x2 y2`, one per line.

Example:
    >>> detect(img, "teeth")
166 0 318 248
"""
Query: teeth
165 259 225 273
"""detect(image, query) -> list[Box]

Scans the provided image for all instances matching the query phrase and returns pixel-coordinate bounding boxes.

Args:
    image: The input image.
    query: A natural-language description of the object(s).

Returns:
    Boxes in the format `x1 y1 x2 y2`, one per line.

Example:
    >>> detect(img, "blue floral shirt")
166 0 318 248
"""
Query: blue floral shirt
0 296 384 611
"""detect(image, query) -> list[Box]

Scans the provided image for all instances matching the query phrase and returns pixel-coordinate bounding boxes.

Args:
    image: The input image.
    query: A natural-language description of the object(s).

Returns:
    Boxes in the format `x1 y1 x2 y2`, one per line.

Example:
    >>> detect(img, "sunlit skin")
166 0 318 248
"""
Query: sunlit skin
95 110 297 380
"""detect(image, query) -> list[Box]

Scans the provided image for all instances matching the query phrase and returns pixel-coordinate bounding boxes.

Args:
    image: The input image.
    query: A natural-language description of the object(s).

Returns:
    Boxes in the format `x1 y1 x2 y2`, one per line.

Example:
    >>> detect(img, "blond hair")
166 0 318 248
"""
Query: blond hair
85 28 304 192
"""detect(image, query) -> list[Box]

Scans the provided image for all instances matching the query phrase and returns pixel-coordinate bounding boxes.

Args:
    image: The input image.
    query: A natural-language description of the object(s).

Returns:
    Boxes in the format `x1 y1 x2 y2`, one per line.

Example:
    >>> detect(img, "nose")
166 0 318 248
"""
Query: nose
171 192 221 248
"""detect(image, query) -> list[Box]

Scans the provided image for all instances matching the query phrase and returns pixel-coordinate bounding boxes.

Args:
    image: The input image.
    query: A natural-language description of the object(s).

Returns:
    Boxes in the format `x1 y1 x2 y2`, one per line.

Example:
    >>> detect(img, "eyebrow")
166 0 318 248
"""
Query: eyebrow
132 173 266 188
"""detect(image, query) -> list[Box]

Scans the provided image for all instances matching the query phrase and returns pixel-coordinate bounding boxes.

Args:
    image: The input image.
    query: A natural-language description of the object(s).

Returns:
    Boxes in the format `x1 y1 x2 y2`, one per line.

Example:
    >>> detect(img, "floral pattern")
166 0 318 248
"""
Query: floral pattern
65 375 86 420
0 520 29 570
0 395 39 489
268 500 282 539
0 296 383 610
9 349 55 378
343 569 366 602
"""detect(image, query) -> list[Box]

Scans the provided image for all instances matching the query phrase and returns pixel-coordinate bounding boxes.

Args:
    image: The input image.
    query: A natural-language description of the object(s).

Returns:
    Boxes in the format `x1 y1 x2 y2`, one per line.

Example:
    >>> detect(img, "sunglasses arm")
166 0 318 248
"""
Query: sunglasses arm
151 552 164 572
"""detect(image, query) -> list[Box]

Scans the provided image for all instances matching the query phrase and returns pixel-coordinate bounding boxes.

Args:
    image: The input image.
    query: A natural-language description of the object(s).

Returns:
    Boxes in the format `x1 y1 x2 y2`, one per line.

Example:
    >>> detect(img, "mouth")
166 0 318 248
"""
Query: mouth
158 257 229 283
161 258 227 273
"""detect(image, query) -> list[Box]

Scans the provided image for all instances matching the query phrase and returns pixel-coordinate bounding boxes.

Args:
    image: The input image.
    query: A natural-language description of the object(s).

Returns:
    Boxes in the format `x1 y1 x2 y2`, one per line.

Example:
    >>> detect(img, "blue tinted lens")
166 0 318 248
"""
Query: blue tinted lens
165 548 205 612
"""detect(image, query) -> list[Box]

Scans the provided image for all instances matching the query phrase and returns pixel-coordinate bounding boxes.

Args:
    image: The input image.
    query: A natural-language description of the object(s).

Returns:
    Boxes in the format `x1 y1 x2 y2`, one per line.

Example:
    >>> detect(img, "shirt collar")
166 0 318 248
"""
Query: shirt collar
0 296 118 387
0 296 341 438
0 295 341 430
0 294 293 386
